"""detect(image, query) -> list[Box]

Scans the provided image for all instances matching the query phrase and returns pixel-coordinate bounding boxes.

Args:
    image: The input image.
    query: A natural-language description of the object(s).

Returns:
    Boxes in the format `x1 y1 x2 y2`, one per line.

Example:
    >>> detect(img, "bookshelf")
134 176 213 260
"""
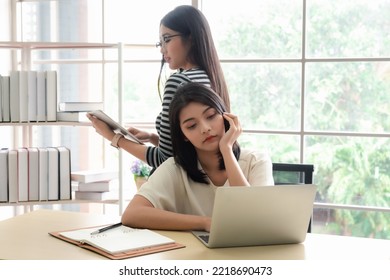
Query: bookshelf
0 41 153 214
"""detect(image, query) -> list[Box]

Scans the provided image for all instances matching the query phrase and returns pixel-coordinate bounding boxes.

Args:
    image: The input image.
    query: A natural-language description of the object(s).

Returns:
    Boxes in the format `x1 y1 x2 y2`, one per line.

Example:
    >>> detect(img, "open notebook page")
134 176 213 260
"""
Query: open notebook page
59 225 175 255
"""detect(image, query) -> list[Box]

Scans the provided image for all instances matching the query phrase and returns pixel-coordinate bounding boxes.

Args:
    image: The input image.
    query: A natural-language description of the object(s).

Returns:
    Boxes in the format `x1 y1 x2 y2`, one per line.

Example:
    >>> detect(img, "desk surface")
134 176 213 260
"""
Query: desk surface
1 209 389 260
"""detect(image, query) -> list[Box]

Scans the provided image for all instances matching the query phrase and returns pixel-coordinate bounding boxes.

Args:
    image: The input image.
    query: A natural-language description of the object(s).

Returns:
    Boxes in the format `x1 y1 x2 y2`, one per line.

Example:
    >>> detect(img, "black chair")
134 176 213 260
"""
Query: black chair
272 163 315 233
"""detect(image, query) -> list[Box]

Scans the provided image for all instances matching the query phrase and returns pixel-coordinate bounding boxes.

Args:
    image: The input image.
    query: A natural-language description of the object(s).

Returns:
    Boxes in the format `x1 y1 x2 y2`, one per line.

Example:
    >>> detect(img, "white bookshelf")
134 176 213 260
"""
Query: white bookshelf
0 41 153 214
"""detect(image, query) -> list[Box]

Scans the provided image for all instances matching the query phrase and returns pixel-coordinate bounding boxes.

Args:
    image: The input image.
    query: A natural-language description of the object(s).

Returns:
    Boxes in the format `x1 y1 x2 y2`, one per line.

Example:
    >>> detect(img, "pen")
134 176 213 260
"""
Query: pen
90 222 122 235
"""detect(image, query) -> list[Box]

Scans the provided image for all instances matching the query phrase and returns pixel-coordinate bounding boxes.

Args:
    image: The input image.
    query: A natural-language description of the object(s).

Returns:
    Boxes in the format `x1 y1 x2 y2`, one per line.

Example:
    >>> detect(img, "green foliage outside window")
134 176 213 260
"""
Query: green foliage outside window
211 0 390 239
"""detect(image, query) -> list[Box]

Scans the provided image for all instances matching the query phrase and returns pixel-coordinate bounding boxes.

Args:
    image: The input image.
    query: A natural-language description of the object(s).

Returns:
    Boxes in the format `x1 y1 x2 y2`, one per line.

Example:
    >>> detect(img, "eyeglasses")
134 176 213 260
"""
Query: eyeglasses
156 34 182 48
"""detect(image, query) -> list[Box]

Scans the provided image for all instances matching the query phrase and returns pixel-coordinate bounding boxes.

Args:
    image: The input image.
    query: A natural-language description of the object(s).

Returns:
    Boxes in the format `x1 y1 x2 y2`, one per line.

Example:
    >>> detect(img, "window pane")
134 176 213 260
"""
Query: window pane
33 48 104 62
0 49 11 82
104 63 162 122
224 63 301 130
0 127 13 147
239 133 300 163
203 0 302 58
313 208 390 239
104 0 191 43
306 135 390 207
0 0 10 41
306 62 390 132
104 46 160 61
0 0 11 73
33 126 105 172
19 0 103 42
32 57 104 104
307 0 390 57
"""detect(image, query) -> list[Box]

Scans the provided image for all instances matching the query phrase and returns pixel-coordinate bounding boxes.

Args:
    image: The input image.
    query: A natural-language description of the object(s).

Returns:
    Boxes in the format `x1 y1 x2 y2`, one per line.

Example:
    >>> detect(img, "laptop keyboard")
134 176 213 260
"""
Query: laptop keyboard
199 234 209 243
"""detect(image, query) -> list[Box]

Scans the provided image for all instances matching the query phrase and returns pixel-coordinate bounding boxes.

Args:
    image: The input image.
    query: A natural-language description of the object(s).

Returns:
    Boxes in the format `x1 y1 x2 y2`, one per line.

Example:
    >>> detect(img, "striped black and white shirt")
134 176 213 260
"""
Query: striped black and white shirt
146 68 211 168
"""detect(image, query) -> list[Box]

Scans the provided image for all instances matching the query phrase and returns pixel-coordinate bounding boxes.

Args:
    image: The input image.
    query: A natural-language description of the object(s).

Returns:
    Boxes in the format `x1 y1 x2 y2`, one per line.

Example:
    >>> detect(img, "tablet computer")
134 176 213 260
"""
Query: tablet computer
88 110 143 145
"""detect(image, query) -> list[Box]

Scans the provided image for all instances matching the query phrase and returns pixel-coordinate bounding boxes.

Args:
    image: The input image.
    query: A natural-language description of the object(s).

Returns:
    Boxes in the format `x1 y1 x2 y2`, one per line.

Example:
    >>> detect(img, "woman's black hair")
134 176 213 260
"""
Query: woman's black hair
157 5 230 112
169 83 240 184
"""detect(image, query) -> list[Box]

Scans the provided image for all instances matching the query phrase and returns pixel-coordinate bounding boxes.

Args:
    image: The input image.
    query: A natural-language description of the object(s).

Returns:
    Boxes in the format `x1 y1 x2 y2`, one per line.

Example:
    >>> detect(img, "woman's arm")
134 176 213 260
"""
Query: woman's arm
222 149 249 186
128 127 159 146
121 195 212 232
87 114 148 162
219 113 249 186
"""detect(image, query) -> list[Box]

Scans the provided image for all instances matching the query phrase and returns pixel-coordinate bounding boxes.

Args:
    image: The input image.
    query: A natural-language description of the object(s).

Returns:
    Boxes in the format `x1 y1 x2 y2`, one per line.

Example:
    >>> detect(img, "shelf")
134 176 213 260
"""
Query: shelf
0 121 92 127
0 41 138 215
0 41 153 50
0 199 122 207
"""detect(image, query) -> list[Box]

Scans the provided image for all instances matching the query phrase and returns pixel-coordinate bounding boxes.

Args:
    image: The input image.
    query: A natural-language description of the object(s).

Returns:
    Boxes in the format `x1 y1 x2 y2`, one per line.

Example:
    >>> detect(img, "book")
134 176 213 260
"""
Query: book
0 148 8 202
17 148 28 202
58 102 103 112
19 71 28 122
73 179 117 192
56 146 71 200
38 147 49 201
0 75 3 122
56 111 89 122
88 110 143 144
27 147 39 201
1 75 10 122
49 224 185 259
71 169 118 184
36 71 46 121
28 71 38 121
8 149 18 203
74 190 117 201
46 71 57 121
9 71 20 122
47 147 59 200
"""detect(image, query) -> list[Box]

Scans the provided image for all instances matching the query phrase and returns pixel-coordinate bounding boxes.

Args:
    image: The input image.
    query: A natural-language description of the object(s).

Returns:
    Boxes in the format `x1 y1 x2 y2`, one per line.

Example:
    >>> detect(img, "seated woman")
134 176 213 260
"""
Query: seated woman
121 83 274 232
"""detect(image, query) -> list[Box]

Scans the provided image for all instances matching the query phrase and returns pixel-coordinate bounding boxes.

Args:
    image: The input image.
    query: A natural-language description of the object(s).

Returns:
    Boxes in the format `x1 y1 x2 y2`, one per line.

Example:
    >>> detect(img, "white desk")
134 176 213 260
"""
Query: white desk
0 209 389 260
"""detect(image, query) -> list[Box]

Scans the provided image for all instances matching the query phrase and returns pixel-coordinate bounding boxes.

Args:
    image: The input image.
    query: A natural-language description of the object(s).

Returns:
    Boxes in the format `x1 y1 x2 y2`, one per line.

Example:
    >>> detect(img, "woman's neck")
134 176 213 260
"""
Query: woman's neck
180 63 199 71
197 149 218 168
197 151 227 186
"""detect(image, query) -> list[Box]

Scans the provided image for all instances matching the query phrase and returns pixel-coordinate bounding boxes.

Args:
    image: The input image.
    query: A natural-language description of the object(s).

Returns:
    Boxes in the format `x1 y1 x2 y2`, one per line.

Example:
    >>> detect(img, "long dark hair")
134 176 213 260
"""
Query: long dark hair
169 83 240 184
157 5 230 112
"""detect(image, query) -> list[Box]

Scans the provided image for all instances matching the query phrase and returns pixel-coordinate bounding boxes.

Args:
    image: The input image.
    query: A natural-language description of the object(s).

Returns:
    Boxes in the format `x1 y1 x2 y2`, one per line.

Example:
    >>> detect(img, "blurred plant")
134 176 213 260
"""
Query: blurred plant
130 159 152 179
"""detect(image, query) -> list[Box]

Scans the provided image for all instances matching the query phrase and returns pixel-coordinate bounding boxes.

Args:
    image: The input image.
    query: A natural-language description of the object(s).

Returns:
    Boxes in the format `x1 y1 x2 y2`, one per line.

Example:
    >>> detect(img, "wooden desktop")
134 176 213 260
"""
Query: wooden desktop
0 209 389 260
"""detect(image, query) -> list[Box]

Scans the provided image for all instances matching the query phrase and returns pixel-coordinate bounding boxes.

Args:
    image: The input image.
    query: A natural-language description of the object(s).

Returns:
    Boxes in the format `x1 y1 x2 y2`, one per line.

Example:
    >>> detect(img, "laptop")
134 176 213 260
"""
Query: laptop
192 184 317 248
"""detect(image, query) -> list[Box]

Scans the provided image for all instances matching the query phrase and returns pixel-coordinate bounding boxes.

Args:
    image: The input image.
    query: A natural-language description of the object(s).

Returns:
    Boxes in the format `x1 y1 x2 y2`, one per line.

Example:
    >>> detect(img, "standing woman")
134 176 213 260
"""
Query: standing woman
88 5 230 168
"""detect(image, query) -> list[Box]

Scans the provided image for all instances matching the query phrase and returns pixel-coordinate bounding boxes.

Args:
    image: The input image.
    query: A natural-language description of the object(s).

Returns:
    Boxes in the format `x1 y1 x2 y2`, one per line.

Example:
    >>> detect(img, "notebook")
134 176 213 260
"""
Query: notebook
192 184 317 248
50 224 185 259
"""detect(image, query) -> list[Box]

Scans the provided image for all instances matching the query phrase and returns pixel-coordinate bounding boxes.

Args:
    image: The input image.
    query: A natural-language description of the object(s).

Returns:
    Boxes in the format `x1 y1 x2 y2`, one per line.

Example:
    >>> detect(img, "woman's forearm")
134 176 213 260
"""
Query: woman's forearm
122 196 211 231
117 137 148 162
221 149 249 186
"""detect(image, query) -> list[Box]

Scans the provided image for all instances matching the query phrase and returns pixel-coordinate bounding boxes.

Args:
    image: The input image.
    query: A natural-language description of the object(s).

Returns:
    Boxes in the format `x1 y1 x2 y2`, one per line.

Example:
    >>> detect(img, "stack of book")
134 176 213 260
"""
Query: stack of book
0 71 57 122
71 170 118 201
56 102 103 122
0 146 71 202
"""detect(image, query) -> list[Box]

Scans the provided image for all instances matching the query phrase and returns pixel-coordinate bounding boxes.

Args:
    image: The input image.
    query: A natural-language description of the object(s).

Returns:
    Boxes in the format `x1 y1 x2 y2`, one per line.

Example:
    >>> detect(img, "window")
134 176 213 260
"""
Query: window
203 0 390 239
